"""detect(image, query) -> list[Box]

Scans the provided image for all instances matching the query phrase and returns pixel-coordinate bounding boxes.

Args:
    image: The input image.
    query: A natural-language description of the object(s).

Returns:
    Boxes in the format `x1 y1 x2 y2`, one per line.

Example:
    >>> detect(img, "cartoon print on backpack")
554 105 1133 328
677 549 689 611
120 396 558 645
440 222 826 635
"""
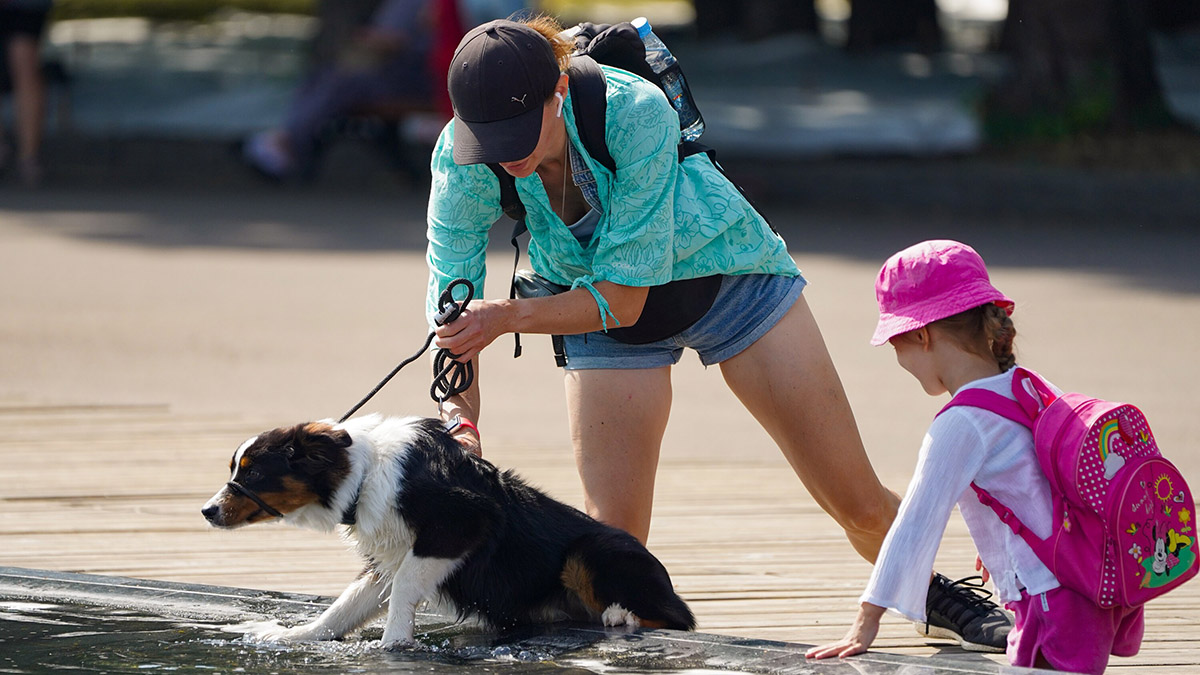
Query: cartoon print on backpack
1148 520 1192 581
1125 471 1196 588
1100 417 1130 479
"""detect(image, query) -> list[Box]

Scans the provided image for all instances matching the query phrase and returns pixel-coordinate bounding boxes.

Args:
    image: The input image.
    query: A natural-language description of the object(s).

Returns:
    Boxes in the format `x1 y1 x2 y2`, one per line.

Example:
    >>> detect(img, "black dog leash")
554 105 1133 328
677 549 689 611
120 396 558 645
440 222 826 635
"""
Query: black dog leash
226 280 476 522
338 278 476 423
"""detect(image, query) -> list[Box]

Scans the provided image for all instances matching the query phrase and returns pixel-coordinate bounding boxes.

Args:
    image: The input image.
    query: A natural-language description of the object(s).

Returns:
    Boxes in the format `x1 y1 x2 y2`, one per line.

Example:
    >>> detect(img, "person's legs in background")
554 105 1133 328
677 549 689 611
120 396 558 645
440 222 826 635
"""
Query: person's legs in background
1 9 49 187
241 49 430 180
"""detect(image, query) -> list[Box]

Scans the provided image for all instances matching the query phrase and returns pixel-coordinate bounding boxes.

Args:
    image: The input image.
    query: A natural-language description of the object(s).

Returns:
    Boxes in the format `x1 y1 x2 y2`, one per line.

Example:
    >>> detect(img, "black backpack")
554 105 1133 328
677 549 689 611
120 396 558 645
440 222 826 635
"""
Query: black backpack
488 22 761 358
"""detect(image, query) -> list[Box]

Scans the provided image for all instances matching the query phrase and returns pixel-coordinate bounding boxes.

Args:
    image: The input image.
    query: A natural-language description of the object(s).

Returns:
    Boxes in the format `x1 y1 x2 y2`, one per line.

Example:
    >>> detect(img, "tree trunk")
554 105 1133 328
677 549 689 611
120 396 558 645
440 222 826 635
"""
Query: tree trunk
846 0 942 53
692 0 742 39
1147 0 1200 32
693 0 819 40
985 0 1178 139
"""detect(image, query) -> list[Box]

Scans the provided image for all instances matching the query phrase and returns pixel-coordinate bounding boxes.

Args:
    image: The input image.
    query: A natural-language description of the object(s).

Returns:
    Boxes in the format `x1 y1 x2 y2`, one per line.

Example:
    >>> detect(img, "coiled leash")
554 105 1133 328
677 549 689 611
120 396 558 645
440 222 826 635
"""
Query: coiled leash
337 278 476 423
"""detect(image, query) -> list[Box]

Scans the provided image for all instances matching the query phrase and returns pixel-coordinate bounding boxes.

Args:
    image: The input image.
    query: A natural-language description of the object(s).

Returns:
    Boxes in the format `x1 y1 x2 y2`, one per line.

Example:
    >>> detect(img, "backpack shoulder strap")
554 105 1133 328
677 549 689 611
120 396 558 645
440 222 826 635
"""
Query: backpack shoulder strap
566 54 616 174
941 384 1057 561
565 55 776 232
567 54 711 171
486 162 527 233
939 388 1035 429
484 162 528 358
1010 367 1057 418
969 481 1055 561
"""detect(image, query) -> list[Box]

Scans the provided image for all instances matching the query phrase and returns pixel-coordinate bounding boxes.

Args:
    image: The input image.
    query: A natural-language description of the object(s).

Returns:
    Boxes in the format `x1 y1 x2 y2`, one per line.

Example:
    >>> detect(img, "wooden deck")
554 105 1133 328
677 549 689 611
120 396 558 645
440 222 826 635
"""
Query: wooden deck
4 188 1200 672
3 403 1197 672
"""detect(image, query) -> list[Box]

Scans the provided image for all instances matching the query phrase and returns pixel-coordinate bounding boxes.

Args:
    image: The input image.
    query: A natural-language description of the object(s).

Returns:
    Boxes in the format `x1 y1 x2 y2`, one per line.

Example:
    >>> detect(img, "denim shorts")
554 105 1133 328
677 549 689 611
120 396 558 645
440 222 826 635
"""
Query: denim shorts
561 273 806 370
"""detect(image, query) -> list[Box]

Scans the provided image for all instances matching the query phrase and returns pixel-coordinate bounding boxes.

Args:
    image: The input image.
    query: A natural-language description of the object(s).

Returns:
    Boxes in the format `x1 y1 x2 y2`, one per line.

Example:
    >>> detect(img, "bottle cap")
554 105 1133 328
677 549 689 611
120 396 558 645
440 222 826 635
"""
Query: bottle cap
631 16 651 38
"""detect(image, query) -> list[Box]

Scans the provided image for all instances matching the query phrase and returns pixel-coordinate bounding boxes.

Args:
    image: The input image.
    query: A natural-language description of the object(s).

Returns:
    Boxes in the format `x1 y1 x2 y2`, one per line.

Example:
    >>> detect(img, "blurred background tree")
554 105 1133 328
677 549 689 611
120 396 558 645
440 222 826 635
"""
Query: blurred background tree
686 0 1199 144
692 0 818 41
983 0 1188 140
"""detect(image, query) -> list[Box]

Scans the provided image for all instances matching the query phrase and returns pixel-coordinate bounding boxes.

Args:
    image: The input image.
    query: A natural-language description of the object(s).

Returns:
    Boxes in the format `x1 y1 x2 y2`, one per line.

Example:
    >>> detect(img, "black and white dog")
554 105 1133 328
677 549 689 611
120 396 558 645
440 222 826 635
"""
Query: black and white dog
201 414 694 646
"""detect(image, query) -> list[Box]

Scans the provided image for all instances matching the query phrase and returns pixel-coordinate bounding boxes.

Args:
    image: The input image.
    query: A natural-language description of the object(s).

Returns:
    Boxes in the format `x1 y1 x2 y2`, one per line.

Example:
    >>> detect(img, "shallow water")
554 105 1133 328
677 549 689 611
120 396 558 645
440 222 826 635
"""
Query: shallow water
1 568 1033 675
0 599 737 674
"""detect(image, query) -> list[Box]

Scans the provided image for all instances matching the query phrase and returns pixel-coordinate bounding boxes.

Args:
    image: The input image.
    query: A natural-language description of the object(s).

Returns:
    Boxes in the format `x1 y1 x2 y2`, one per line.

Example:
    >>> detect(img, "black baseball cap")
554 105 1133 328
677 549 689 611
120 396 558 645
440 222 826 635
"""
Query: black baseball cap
448 20 561 165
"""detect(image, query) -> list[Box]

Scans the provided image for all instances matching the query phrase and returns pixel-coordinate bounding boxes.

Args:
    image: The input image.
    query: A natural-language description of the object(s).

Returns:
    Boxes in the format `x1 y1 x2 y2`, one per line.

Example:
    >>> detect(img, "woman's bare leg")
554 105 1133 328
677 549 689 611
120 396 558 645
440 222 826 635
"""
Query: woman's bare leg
565 367 672 544
719 295 900 562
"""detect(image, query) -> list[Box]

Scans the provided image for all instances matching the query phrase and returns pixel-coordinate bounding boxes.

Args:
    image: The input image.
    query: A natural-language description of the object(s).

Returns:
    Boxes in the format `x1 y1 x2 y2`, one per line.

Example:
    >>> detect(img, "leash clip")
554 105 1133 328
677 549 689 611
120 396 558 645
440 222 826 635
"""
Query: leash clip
434 278 474 327
443 414 479 440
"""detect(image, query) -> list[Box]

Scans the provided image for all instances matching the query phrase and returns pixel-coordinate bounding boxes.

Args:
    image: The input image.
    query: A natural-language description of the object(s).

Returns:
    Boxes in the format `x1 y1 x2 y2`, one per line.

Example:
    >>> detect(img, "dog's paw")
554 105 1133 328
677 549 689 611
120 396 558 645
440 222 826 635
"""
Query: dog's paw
601 604 641 629
383 639 417 651
223 619 279 637
235 619 319 644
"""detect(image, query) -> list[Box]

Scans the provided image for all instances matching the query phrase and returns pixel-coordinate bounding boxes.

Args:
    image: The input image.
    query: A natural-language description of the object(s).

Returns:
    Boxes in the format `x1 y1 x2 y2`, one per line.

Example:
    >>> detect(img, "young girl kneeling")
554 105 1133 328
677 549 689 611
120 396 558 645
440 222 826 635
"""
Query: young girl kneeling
807 240 1143 673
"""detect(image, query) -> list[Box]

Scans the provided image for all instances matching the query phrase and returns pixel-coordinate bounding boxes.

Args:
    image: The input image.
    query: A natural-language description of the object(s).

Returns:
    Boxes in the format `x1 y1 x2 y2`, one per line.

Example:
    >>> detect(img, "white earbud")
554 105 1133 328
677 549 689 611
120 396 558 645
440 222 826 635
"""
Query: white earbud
554 92 565 118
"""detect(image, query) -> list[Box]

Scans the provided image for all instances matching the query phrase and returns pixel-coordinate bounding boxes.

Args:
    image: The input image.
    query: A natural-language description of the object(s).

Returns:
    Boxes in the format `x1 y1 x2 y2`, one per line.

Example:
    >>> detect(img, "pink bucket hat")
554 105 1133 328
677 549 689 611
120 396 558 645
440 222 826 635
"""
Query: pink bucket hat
871 239 1014 346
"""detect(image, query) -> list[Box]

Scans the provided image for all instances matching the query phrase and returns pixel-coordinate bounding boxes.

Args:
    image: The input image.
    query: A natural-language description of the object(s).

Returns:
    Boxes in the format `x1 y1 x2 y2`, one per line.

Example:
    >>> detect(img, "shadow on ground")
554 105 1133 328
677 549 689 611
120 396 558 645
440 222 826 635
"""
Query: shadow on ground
5 157 1199 298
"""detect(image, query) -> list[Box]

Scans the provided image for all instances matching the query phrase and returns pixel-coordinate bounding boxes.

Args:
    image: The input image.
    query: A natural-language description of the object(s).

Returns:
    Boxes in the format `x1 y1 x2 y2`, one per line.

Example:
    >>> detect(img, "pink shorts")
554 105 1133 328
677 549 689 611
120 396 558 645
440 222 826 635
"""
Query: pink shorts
1006 586 1144 674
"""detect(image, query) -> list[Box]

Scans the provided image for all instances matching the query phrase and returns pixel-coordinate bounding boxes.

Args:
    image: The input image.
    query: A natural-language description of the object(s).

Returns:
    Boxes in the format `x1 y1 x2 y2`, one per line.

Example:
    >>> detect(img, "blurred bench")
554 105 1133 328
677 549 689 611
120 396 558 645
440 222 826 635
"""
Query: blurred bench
310 97 444 183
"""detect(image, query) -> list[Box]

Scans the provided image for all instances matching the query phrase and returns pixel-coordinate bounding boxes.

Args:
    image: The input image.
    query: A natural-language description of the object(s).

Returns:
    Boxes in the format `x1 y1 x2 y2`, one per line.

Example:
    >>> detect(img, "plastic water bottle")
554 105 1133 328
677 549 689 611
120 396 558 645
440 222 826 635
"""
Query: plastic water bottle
631 17 704 142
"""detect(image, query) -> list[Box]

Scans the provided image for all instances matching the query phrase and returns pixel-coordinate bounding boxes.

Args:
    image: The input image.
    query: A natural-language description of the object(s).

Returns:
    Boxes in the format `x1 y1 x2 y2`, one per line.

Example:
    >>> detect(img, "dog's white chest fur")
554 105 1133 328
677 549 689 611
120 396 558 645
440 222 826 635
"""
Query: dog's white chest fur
344 416 425 572
288 415 421 574
343 465 415 574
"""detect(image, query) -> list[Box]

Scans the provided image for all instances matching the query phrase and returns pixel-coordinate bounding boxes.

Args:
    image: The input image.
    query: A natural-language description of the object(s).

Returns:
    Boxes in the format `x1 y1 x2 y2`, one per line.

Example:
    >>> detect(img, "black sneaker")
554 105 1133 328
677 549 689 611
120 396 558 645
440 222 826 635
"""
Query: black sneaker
917 573 1011 653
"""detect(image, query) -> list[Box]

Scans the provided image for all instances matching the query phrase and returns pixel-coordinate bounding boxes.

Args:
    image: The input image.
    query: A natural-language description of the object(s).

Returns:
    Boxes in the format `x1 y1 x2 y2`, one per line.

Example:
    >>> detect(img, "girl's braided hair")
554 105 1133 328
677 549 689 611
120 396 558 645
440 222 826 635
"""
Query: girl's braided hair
931 303 1017 372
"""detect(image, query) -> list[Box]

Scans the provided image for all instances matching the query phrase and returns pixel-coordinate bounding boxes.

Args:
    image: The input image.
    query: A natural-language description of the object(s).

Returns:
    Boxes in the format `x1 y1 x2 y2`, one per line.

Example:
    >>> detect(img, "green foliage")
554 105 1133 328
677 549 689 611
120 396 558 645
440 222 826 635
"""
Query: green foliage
981 61 1180 144
982 65 1117 144
52 0 316 22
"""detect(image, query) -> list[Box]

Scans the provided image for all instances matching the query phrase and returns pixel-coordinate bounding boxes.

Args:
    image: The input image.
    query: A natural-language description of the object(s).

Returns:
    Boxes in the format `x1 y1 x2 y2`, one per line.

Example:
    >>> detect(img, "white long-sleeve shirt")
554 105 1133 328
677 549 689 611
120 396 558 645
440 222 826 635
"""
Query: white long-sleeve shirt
861 368 1061 621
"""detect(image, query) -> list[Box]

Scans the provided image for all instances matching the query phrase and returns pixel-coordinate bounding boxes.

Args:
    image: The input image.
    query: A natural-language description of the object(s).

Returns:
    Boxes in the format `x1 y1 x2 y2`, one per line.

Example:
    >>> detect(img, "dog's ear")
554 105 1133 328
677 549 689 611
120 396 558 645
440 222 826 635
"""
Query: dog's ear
302 423 352 448
290 423 351 471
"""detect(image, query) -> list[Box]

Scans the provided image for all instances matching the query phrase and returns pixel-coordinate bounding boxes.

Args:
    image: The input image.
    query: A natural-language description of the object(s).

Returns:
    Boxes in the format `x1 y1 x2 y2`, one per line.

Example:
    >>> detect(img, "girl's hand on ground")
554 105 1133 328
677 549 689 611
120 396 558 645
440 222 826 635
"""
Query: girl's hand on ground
976 555 990 584
805 603 883 660
805 636 870 660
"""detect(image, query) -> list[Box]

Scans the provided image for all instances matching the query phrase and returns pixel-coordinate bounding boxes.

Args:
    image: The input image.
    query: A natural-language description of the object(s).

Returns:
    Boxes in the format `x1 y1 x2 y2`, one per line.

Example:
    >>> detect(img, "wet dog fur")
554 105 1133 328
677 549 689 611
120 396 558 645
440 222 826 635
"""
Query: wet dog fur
201 414 694 646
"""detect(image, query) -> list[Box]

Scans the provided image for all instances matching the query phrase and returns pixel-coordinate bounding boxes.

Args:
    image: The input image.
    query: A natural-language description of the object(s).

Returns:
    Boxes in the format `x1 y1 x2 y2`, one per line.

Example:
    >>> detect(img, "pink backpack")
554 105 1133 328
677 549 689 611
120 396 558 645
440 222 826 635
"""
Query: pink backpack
941 367 1196 608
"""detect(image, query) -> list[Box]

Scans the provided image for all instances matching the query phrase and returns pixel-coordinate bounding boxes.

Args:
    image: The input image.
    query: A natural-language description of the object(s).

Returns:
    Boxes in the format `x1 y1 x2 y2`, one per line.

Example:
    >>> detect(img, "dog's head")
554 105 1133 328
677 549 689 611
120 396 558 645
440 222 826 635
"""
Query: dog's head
201 422 352 528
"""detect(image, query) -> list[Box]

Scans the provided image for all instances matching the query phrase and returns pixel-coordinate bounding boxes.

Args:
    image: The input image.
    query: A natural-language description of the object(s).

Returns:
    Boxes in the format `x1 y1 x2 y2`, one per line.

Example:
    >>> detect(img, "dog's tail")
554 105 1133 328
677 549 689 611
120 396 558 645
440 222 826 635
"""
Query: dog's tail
560 530 695 631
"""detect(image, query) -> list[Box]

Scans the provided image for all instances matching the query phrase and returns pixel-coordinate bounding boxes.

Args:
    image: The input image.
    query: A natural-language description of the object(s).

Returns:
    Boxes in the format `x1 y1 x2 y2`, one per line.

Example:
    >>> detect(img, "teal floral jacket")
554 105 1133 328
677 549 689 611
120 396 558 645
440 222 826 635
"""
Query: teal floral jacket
426 65 799 330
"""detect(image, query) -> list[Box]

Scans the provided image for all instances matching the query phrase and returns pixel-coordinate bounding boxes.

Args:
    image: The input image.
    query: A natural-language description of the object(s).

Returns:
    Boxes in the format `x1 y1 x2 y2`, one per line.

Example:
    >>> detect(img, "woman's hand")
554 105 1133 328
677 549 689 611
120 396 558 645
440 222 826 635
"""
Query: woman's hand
434 299 511 363
433 283 649 363
805 602 885 660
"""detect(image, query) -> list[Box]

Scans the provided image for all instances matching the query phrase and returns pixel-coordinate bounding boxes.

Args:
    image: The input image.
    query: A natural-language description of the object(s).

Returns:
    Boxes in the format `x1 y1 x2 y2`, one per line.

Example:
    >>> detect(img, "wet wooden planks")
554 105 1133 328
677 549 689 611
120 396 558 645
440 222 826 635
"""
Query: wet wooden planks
1 405 1196 672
